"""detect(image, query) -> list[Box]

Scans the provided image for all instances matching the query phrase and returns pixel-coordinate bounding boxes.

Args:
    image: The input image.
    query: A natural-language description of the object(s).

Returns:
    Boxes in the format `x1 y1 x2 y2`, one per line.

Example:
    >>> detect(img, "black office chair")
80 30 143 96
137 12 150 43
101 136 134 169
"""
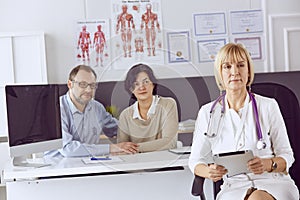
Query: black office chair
251 82 300 190
191 175 222 200
191 82 300 199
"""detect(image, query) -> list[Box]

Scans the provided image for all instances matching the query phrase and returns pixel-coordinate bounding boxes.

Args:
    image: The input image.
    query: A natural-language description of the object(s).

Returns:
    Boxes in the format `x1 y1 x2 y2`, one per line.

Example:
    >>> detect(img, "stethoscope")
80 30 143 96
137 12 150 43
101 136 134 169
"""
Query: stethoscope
204 91 267 150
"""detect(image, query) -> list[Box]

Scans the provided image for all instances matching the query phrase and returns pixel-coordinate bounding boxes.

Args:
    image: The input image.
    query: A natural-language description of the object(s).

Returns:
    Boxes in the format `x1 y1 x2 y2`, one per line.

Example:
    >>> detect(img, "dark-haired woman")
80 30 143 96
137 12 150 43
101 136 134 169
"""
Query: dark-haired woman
117 63 179 153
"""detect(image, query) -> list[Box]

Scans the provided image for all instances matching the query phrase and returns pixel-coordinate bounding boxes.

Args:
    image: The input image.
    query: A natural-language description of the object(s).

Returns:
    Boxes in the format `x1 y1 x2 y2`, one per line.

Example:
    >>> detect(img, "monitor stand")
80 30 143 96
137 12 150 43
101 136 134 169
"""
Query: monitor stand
13 155 51 168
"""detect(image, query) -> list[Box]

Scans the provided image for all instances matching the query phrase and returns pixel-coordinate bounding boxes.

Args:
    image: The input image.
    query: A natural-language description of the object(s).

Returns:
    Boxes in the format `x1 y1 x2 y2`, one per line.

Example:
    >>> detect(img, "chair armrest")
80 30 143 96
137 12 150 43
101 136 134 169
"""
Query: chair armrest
191 174 206 200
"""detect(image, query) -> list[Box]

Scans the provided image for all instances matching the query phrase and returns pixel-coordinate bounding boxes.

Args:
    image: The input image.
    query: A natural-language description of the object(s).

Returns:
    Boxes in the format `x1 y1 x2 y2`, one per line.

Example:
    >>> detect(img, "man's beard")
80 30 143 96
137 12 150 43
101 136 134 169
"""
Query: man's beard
72 90 93 106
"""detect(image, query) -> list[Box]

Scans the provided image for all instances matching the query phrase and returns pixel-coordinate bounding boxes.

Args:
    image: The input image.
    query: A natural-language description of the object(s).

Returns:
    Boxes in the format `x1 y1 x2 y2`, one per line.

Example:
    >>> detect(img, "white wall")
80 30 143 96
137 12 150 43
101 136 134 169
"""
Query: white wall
1 0 300 84
0 0 299 136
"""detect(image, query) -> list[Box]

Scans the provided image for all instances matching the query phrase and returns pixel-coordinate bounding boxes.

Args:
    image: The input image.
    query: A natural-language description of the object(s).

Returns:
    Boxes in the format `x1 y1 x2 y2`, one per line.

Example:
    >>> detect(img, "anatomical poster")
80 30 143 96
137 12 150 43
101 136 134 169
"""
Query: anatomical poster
76 19 111 68
110 0 164 70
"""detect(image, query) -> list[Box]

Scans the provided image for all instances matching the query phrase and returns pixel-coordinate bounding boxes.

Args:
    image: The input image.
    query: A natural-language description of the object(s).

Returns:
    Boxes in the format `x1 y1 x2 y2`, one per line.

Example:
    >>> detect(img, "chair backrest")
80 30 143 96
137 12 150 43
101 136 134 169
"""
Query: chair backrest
191 175 222 200
251 82 300 189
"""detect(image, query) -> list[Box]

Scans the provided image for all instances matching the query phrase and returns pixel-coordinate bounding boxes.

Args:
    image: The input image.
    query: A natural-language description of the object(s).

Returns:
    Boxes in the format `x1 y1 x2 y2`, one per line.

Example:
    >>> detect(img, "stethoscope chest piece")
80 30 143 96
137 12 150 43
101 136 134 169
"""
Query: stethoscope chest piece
256 139 266 150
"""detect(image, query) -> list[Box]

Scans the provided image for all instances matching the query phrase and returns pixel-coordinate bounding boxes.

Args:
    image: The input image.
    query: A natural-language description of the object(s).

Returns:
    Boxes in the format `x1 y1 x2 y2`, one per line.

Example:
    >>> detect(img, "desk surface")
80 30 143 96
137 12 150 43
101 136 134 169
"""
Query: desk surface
3 150 190 181
0 136 8 143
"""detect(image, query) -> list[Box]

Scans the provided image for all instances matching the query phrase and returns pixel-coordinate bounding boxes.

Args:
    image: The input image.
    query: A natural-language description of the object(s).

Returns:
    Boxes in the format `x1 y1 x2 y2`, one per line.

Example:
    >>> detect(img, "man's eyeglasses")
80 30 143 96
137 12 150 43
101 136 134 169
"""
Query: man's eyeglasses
131 78 152 91
72 81 98 89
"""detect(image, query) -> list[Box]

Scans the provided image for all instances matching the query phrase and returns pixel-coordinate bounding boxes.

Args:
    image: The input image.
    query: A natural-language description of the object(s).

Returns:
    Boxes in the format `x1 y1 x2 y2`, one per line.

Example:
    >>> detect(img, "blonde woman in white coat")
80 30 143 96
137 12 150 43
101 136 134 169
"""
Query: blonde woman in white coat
189 43 299 200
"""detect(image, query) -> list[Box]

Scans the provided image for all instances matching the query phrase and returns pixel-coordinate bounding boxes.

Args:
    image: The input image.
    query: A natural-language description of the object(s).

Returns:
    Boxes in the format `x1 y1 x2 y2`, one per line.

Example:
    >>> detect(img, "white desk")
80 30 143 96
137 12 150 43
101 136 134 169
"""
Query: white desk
3 150 212 200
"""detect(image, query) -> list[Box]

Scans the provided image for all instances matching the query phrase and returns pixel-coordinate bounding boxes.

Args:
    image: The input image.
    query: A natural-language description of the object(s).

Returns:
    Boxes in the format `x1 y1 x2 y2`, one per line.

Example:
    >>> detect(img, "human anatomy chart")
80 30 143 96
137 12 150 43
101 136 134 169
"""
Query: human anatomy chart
76 19 110 68
111 0 163 69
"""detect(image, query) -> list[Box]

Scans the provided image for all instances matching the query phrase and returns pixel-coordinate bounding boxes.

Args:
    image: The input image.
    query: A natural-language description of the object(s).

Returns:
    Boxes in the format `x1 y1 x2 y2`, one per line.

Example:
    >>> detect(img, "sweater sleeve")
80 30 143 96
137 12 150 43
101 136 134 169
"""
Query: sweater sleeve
117 108 131 143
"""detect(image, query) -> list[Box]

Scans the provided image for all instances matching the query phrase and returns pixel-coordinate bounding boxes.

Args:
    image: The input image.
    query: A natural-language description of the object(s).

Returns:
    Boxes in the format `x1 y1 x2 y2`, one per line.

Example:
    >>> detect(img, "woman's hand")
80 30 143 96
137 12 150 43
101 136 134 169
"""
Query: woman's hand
110 142 139 154
207 164 228 182
247 156 266 174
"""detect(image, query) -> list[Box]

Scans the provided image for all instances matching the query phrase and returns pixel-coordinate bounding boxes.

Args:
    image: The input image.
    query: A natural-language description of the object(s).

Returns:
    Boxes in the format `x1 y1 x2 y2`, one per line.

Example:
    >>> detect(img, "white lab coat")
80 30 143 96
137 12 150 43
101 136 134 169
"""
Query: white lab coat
189 93 299 200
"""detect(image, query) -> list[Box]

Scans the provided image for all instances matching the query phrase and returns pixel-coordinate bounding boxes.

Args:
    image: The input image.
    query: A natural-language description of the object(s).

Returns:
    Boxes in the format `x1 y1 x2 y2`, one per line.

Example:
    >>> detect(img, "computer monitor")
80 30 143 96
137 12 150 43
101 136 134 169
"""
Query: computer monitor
5 84 62 167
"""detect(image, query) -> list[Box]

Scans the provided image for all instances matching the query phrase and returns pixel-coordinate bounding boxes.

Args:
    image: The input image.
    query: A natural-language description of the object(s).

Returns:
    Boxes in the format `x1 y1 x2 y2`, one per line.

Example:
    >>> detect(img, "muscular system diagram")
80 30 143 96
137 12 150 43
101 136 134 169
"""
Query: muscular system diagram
116 4 135 58
111 1 163 67
93 25 107 66
140 3 160 56
77 25 92 62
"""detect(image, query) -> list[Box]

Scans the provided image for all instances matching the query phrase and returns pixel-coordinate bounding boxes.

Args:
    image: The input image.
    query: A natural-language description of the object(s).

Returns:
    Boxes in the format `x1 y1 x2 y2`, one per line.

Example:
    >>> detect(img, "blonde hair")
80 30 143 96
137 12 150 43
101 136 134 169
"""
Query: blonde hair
214 43 254 91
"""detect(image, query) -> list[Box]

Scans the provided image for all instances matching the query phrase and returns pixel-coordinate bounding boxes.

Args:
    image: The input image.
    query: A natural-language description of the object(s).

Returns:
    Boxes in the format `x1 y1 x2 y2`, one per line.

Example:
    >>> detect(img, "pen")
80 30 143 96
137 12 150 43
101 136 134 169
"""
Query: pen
90 156 111 161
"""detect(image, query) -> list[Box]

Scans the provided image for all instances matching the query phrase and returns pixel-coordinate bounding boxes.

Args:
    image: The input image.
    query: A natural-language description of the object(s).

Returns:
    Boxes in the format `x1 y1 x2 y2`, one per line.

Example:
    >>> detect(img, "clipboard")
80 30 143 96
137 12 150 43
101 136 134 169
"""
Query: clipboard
213 150 254 177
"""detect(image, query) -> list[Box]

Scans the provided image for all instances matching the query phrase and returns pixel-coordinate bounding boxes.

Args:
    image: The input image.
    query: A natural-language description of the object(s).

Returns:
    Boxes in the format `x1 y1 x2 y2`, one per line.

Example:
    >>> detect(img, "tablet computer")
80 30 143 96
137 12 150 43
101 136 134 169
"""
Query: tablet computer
213 150 254 177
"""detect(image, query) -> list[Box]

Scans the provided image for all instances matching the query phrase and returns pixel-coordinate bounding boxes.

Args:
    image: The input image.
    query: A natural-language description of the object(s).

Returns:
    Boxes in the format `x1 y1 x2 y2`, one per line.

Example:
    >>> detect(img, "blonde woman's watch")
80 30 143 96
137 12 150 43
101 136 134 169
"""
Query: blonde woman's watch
271 158 277 172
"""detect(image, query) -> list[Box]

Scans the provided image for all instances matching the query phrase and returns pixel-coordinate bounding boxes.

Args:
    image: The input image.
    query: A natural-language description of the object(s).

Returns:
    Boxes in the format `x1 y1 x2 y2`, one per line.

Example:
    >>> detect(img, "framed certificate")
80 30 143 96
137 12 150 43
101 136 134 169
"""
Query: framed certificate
167 31 191 63
230 10 264 34
197 38 227 63
193 12 227 36
234 36 262 60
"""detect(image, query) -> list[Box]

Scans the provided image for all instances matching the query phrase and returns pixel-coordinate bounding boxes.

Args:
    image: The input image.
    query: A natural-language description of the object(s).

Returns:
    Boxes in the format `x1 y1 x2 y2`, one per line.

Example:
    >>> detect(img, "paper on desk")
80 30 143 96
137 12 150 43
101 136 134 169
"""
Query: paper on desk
81 156 124 164
169 146 191 154
178 119 195 131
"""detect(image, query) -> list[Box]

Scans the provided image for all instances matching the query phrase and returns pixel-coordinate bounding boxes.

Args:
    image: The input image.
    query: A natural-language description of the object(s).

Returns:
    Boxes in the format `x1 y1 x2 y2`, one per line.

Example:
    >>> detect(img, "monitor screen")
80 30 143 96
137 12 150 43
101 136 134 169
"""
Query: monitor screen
5 84 62 167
